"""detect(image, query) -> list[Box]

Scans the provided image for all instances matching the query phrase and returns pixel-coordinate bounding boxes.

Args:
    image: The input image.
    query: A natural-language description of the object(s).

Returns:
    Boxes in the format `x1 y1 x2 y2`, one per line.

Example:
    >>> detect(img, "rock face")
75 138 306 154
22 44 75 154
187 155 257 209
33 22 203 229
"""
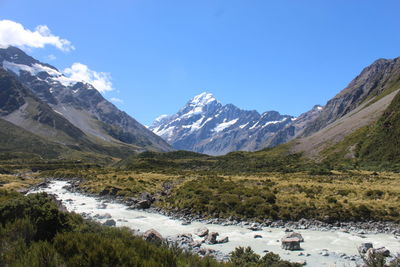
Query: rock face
150 92 294 155
301 57 400 137
0 46 172 156
281 237 301 251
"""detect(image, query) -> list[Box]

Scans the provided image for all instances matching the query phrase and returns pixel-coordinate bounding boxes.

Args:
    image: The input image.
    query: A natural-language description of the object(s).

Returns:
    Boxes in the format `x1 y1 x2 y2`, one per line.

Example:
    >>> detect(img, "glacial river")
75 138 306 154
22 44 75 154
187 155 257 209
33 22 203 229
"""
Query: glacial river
29 181 400 267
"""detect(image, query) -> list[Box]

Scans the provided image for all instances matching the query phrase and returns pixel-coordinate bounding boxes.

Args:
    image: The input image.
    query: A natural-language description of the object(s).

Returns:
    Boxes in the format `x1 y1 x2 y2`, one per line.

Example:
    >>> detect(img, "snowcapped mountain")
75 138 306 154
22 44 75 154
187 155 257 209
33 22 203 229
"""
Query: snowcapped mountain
149 92 296 155
0 46 171 155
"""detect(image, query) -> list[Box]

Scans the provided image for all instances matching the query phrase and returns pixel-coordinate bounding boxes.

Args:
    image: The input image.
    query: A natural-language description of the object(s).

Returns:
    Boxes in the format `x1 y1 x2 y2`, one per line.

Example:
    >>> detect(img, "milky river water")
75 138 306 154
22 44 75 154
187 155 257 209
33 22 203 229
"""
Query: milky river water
29 181 400 267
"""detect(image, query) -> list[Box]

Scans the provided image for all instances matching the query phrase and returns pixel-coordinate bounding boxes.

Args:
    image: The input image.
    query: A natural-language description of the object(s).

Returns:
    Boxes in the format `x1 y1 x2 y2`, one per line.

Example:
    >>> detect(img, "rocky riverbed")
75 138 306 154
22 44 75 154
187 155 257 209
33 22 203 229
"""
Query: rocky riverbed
29 180 400 267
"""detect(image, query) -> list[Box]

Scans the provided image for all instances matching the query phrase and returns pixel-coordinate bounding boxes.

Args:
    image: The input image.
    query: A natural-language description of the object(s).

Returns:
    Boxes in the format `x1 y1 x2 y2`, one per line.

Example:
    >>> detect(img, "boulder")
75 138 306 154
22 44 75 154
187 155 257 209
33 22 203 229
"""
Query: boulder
98 213 112 219
248 223 262 231
369 247 391 257
284 232 304 242
136 199 151 209
218 236 229 244
99 187 120 196
195 227 209 237
204 232 219 244
254 234 262 239
143 229 163 243
103 219 116 227
375 247 390 257
141 192 155 203
357 242 373 254
321 251 329 256
281 237 301 251
97 203 107 209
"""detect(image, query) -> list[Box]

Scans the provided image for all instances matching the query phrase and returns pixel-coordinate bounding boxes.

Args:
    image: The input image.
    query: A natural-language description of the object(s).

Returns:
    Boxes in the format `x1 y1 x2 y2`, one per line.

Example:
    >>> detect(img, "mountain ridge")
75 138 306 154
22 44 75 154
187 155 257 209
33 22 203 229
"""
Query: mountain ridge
0 46 172 160
149 92 296 155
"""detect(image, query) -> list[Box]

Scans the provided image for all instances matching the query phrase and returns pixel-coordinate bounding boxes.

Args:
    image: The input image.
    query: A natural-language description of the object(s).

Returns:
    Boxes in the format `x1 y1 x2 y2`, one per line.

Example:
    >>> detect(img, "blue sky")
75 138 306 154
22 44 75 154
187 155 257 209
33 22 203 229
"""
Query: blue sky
1 0 400 125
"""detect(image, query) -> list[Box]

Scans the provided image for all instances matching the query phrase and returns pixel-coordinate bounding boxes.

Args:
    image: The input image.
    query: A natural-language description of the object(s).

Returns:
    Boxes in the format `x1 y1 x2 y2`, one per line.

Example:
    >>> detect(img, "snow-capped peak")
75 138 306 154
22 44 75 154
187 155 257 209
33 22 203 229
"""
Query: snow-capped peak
154 114 171 122
189 92 217 106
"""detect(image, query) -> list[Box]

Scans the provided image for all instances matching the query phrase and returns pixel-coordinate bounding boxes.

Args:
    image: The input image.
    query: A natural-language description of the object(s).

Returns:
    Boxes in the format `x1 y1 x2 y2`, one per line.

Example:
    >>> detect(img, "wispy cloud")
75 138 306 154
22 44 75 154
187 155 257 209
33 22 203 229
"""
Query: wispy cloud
0 19 74 52
46 54 56 61
110 97 123 103
63 63 113 93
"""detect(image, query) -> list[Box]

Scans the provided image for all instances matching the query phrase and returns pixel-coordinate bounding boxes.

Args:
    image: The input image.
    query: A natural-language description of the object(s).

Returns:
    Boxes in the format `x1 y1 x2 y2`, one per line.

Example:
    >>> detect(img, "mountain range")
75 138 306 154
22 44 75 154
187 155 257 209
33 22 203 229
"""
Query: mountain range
0 46 171 162
150 57 400 159
149 92 307 155
1 45 400 165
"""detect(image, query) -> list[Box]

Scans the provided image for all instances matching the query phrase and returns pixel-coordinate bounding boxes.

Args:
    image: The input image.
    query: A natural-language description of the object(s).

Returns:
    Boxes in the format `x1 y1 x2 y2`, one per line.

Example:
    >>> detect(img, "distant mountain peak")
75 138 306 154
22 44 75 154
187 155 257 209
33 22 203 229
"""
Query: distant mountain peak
150 92 294 155
189 92 218 106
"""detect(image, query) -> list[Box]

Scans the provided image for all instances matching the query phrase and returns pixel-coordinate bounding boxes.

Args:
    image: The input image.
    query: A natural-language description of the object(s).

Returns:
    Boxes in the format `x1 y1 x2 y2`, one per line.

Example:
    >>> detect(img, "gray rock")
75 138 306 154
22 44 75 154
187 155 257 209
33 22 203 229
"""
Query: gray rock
218 236 229 244
136 199 151 209
143 229 163 243
284 232 304 242
195 227 209 237
97 203 107 209
254 234 262 239
204 232 219 245
103 219 116 227
248 223 262 231
368 247 391 257
281 237 301 251
98 213 112 219
358 242 373 254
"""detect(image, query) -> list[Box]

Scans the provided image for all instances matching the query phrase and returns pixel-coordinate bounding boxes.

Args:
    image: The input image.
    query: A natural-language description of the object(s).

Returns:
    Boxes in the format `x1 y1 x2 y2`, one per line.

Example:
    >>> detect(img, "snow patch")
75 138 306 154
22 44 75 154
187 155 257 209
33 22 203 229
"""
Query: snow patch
262 118 289 128
213 118 238 133
2 60 77 86
239 122 249 129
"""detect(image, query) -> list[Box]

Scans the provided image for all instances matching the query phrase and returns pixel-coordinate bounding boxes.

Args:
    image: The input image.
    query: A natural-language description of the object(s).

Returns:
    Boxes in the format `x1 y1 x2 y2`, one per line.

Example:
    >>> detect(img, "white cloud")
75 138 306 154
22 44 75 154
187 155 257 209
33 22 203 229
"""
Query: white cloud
110 97 123 103
63 63 113 93
0 19 74 51
46 54 56 61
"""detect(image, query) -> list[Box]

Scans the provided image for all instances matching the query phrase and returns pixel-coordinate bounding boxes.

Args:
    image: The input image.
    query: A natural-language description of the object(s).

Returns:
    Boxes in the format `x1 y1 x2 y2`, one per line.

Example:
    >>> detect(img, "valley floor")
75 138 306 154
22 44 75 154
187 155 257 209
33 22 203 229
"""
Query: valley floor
1 165 400 266
37 168 400 223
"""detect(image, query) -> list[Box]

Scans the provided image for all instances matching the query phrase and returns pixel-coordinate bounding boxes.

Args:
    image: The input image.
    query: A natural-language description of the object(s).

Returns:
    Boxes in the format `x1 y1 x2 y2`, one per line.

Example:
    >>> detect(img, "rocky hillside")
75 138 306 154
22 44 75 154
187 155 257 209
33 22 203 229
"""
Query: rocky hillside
0 46 172 157
150 92 294 155
290 57 400 162
302 57 400 137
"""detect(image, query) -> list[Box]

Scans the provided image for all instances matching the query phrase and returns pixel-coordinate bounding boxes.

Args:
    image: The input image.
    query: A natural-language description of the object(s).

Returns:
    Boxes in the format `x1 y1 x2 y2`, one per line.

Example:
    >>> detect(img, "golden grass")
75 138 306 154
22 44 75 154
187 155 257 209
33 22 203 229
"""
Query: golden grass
0 173 43 191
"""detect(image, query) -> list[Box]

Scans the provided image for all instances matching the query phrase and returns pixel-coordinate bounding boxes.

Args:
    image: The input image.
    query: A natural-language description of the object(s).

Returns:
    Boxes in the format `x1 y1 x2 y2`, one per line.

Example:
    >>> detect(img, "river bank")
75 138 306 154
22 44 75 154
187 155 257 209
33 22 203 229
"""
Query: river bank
29 179 400 267
45 177 400 236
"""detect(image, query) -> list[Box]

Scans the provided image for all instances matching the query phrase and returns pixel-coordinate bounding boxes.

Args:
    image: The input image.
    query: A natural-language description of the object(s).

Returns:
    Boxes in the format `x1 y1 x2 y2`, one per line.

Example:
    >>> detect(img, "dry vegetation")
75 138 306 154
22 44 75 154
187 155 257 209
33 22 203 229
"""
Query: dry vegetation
0 172 43 191
41 168 400 222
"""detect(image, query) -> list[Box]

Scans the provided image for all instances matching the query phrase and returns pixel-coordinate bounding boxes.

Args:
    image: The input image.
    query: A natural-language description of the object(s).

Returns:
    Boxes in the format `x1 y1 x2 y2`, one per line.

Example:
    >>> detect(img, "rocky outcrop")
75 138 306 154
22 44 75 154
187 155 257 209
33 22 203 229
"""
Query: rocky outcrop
302 57 400 137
